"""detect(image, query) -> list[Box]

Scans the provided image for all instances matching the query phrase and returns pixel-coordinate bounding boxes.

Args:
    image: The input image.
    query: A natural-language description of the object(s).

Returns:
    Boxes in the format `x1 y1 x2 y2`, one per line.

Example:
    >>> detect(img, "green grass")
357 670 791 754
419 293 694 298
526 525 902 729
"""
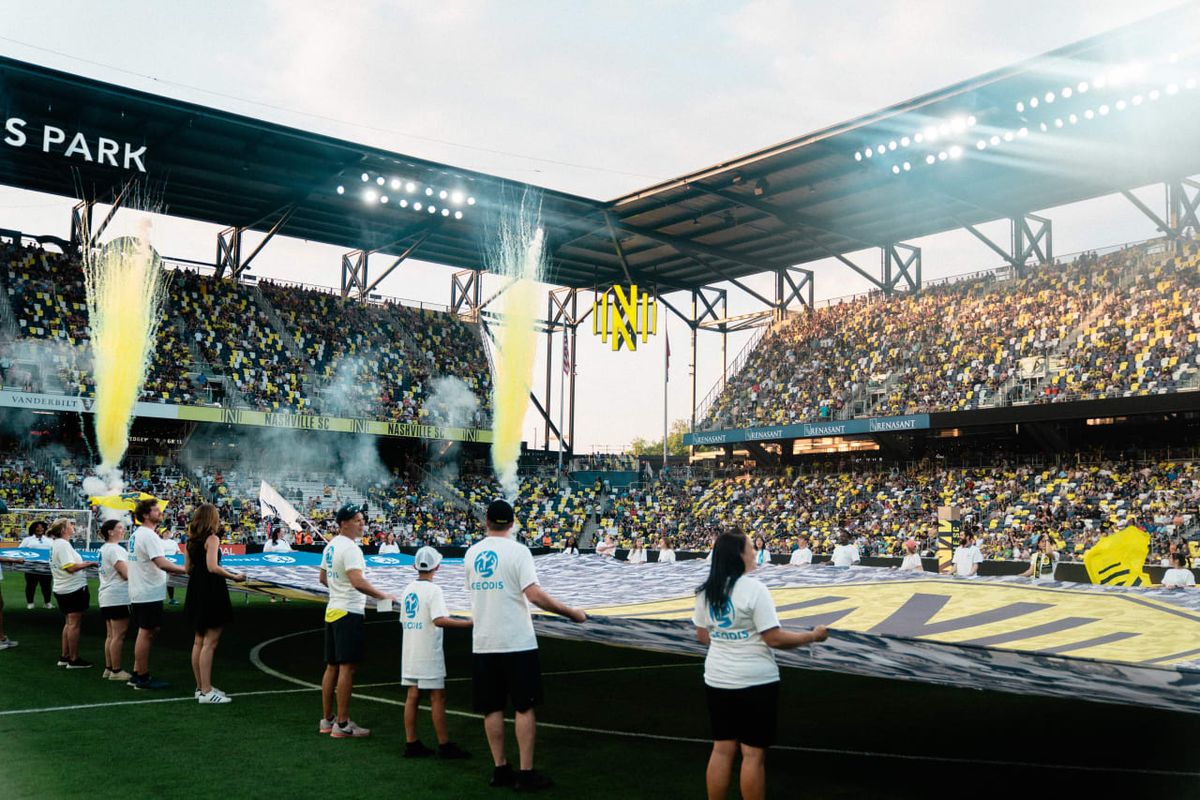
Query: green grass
1 577 1198 799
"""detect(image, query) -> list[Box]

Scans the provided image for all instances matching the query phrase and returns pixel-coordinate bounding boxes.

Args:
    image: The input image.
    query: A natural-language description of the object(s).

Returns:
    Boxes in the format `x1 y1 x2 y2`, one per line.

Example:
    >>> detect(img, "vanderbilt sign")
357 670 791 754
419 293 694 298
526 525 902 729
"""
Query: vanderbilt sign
593 284 657 351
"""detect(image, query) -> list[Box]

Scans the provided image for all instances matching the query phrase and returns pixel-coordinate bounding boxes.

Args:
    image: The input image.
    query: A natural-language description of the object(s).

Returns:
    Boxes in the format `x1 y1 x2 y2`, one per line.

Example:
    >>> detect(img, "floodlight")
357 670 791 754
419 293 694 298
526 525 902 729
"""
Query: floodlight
891 165 901 174
439 189 448 199
361 173 370 182
390 178 401 190
1017 127 1028 137
967 115 977 127
1029 97 1039 108
1094 76 1107 89
937 150 948 161
1068 113 1078 124
380 195 389 204
1016 101 1025 112
1054 118 1064 128
441 208 450 216
1084 109 1094 119
876 145 886 155
902 161 911 171
925 154 936 165
1098 105 1109 115
854 152 862 161
990 135 1000 146
1039 122 1048 131
364 189 378 203
336 185 345 195
976 140 987 150
1167 83 1179 95
1115 100 1127 111
923 126 937 141
1078 81 1089 93
1061 87 1073 99
451 190 465 205
914 133 925 143
1132 95 1143 106
938 122 951 136
454 211 463 219
425 187 434 196
1149 89 1160 100
900 136 910 147
400 199 408 208
1187 78 1197 90
1003 131 1015 141
1044 92 1055 103
405 182 416 193
467 197 476 205
948 145 962 159
428 205 437 214
376 176 385 186
413 202 422 211
951 117 966 133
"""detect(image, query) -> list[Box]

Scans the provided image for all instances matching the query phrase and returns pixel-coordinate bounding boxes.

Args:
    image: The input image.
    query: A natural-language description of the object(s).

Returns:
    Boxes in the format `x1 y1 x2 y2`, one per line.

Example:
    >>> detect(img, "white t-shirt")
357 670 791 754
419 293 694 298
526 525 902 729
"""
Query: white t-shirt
831 544 860 567
563 546 580 555
1162 568 1196 587
789 547 813 565
755 548 770 566
159 536 180 557
692 576 781 689
953 545 984 577
899 553 924 572
378 542 401 555
464 535 538 653
263 538 292 553
50 538 87 594
400 579 450 679
98 542 130 607
322 535 368 615
128 525 168 603
658 548 676 563
628 549 647 564
19 534 51 551
596 540 616 557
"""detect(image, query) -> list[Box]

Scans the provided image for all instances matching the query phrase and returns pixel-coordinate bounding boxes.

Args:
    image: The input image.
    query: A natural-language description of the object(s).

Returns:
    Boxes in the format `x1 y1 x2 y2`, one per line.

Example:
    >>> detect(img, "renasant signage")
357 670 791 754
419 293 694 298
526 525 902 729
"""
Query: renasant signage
0 390 492 443
683 414 931 445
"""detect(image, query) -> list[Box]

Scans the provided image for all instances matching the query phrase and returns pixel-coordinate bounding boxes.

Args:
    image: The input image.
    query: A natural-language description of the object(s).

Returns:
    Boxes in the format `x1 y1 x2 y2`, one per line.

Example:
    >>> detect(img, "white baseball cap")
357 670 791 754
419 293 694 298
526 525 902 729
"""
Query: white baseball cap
414 546 443 572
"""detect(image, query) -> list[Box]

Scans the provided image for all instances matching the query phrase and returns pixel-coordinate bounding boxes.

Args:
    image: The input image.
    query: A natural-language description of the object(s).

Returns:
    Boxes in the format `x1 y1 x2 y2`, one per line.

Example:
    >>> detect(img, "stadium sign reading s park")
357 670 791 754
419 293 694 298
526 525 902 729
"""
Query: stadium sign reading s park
3 116 148 171
594 285 657 351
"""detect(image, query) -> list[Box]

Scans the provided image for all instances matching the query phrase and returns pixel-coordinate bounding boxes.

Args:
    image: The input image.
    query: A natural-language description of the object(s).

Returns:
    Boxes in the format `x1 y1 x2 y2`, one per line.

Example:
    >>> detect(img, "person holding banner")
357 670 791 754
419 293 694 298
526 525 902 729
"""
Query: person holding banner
318 503 397 738
693 529 828 800
98 519 132 680
19 519 52 609
48 517 97 669
127 498 187 690
0 550 25 650
185 504 247 704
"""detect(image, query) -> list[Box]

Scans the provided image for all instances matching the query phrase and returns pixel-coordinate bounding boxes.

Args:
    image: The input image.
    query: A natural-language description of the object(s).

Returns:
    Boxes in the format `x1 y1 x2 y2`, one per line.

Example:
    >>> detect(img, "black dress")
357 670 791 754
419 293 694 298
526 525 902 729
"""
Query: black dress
184 537 233 633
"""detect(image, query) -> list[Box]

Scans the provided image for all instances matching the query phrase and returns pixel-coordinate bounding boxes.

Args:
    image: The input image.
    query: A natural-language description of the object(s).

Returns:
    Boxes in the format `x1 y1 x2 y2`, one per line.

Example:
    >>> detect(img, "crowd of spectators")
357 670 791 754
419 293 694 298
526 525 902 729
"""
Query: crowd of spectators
0 242 491 422
702 242 1200 430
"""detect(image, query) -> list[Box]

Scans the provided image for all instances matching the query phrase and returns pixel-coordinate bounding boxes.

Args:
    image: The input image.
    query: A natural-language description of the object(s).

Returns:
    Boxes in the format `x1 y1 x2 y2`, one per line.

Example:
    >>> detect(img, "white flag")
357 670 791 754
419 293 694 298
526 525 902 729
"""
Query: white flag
259 480 303 532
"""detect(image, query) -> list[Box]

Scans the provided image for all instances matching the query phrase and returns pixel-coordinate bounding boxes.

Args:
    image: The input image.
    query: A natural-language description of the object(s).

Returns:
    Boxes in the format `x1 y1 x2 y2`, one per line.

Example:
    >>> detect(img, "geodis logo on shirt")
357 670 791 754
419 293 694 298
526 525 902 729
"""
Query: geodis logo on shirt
402 591 423 630
710 600 749 641
470 550 504 590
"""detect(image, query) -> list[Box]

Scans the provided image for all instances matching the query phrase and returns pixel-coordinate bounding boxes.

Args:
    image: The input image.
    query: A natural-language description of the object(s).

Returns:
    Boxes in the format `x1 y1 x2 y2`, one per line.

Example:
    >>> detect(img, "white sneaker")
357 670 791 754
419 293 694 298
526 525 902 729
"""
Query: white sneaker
26 603 33 610
43 603 52 610
102 668 112 679
330 719 370 738
0 638 16 650
198 689 231 704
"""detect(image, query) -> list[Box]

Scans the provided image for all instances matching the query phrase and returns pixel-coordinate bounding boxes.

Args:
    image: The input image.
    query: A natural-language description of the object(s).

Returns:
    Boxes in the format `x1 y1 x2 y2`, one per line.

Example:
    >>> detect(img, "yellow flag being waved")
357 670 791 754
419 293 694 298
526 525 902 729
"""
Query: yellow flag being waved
88 492 168 512
1083 525 1152 587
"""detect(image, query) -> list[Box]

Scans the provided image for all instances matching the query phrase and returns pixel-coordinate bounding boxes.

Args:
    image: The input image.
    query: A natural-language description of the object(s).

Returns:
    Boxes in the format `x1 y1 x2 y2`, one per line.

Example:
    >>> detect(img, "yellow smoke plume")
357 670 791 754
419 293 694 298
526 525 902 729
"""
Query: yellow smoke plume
489 202 545 498
83 223 167 471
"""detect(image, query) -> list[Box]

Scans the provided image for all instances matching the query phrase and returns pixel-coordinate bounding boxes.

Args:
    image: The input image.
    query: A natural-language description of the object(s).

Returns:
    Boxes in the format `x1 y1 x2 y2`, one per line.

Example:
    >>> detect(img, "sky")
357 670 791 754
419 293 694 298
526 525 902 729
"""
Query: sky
0 0 1187 450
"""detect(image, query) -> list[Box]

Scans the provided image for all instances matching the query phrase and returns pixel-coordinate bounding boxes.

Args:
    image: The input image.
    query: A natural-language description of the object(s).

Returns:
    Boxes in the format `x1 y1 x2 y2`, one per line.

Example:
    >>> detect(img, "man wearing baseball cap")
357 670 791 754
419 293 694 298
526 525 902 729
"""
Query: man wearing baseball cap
400 545 473 759
319 503 397 738
464 499 587 792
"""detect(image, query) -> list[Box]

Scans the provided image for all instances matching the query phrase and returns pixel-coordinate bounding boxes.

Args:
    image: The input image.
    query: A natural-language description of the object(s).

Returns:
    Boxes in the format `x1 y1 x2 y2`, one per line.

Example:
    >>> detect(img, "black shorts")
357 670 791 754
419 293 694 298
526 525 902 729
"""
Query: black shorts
472 649 543 714
101 604 130 621
55 587 89 615
324 613 366 665
706 681 780 749
130 600 164 630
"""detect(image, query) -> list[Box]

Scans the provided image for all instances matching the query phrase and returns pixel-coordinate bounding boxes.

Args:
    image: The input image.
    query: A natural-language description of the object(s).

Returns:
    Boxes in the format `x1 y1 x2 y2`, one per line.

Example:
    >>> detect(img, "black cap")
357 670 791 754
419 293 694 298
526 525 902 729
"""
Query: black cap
335 502 368 523
486 499 514 526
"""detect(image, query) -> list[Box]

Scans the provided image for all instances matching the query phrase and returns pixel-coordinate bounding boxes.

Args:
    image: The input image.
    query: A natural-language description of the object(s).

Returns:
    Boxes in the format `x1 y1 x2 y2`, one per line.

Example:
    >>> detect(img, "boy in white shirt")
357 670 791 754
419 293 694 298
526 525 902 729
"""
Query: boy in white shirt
400 546 473 759
464 500 587 792
952 533 984 577
319 503 397 739
788 535 813 566
898 539 924 572
126 499 187 689
830 533 860 567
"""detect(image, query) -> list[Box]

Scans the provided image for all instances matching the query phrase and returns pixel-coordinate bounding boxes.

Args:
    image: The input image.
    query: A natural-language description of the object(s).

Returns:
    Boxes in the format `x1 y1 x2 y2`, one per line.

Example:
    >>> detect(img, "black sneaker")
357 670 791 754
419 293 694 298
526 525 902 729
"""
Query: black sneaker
438 741 471 759
56 656 70 667
66 658 94 670
404 740 435 758
514 770 553 792
489 764 515 788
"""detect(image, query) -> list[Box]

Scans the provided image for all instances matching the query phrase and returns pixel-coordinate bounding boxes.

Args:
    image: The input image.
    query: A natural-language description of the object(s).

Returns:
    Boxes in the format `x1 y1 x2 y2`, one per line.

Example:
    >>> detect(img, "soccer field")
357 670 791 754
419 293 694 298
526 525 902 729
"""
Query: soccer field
1 579 1197 799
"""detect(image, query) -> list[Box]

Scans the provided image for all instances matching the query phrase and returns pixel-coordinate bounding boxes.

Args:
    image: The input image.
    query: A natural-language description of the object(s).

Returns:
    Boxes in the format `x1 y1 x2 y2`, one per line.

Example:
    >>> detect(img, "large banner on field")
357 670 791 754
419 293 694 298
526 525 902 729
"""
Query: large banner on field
0 390 491 444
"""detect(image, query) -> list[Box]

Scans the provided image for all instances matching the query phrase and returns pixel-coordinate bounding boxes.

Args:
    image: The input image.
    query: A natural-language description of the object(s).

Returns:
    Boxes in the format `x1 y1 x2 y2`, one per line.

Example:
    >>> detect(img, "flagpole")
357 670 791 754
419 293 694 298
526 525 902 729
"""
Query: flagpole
663 318 669 470
558 327 565 475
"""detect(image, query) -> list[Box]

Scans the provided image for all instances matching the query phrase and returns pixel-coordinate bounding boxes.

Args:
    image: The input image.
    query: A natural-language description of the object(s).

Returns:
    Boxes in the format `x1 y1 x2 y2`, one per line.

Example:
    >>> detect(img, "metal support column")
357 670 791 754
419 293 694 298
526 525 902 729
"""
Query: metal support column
340 250 368 298
450 269 483 318
774 265 814 320
1168 179 1200 240
1011 214 1052 275
70 200 94 254
883 243 921 293
215 227 244 280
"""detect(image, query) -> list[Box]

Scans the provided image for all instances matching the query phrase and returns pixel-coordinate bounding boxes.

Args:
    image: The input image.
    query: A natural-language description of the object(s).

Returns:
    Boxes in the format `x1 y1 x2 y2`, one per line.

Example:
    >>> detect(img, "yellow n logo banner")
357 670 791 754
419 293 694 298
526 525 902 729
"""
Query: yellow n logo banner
593 284 657 351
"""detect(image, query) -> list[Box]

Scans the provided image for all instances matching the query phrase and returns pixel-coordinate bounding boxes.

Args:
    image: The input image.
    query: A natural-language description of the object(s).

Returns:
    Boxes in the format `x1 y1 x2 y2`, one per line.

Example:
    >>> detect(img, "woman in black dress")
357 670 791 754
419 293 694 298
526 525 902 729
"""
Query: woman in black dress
184 504 246 704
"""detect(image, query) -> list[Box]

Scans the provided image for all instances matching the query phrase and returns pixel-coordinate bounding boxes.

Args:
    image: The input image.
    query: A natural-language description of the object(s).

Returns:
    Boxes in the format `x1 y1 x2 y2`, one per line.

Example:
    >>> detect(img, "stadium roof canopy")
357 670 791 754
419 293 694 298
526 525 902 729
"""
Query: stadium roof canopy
0 4 1198 294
